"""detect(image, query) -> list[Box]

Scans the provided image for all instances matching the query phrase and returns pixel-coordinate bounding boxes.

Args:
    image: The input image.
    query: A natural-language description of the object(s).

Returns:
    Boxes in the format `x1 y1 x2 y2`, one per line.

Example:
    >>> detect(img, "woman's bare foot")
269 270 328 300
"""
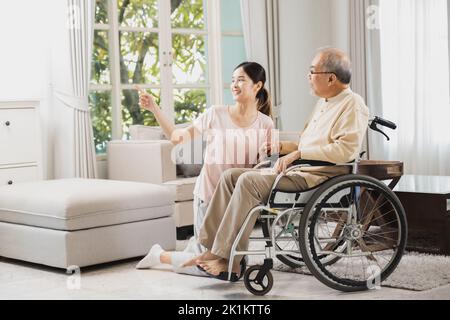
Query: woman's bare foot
198 258 240 276
181 250 220 268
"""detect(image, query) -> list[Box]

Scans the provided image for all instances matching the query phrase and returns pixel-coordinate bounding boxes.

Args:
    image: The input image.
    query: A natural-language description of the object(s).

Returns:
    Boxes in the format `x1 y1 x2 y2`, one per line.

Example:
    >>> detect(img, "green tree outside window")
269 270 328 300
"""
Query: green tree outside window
90 0 207 153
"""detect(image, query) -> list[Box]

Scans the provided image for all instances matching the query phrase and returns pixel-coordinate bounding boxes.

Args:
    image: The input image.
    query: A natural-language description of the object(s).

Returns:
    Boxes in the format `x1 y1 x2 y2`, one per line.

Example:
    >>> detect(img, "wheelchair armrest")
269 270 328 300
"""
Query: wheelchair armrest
292 159 336 167
269 159 352 195
284 159 338 176
253 160 272 169
262 155 337 170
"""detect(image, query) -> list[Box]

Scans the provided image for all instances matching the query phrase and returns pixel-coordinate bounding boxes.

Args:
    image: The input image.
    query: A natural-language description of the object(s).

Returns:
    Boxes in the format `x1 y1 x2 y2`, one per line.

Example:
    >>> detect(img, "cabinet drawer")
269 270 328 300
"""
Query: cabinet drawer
0 166 39 186
0 108 38 165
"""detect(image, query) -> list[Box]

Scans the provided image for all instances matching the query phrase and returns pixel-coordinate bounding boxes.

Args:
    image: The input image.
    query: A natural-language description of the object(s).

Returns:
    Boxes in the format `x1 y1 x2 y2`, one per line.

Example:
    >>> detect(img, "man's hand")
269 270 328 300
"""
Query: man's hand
135 85 159 114
273 150 301 174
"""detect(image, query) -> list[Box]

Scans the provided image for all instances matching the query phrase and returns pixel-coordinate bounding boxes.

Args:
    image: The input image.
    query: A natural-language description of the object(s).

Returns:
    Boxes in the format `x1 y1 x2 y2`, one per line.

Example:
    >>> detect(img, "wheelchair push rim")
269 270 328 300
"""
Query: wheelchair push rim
298 174 408 292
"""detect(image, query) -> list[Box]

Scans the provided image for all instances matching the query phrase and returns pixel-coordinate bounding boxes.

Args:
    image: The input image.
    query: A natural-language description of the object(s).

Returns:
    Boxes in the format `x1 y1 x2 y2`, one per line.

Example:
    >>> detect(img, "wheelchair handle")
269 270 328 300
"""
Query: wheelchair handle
372 116 397 130
369 116 397 141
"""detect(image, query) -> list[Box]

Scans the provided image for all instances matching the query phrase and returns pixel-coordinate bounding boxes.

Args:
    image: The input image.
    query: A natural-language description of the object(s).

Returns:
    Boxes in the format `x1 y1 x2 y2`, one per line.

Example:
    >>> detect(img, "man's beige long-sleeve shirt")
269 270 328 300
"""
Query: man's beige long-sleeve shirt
285 88 369 187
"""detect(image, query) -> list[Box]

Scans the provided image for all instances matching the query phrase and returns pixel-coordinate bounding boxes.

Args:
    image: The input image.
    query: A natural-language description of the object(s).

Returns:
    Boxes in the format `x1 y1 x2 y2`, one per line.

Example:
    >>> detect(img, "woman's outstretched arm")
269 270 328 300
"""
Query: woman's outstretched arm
136 85 197 145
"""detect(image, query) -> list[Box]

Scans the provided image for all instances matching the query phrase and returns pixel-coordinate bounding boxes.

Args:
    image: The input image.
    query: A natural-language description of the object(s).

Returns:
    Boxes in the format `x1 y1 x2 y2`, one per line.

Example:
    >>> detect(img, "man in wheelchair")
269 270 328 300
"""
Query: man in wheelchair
182 47 370 281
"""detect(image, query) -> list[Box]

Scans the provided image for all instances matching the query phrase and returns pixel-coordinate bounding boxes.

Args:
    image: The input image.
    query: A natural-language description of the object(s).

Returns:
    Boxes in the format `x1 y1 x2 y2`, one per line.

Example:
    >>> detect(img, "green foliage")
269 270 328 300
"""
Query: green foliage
90 0 208 153
91 31 109 84
172 34 207 83
171 0 205 29
95 0 108 24
119 31 160 85
89 91 112 153
174 89 206 124
118 0 158 28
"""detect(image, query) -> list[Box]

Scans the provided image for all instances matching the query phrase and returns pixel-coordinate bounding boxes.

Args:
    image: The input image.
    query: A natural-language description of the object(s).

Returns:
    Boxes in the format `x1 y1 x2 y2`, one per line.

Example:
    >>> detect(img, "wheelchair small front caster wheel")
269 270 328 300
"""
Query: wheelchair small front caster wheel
244 265 273 296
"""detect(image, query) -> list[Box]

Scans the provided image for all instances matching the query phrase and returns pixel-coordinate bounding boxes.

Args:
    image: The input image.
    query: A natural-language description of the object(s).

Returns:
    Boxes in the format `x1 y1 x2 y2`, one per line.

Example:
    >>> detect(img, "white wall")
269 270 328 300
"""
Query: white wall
0 0 107 179
0 0 54 179
330 0 350 54
279 0 350 131
0 1 51 100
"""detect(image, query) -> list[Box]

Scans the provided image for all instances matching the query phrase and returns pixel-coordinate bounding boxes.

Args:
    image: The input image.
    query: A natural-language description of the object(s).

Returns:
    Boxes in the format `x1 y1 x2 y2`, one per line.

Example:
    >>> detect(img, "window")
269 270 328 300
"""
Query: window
220 0 246 105
90 0 246 154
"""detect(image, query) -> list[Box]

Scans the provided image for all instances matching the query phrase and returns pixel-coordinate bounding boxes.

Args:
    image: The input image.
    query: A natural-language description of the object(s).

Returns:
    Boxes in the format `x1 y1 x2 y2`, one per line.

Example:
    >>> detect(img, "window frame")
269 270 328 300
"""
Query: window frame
90 0 224 153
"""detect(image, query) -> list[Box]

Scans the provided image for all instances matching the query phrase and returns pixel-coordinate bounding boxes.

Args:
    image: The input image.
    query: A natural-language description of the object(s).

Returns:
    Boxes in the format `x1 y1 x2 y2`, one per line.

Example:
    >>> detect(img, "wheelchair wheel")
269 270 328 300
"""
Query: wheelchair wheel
298 175 407 292
261 209 305 268
244 265 273 296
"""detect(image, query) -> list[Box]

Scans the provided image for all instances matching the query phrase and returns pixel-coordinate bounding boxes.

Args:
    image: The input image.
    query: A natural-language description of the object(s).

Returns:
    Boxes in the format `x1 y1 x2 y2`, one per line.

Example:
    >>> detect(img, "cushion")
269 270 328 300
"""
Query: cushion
129 125 165 140
164 177 197 202
0 179 174 231
129 124 189 141
130 124 204 178
107 140 176 183
176 163 203 178
174 139 204 177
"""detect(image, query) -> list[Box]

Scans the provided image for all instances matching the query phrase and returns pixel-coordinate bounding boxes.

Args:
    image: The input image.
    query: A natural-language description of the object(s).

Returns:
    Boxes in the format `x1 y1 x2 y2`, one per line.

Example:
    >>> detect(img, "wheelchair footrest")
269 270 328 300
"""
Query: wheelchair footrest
262 258 273 270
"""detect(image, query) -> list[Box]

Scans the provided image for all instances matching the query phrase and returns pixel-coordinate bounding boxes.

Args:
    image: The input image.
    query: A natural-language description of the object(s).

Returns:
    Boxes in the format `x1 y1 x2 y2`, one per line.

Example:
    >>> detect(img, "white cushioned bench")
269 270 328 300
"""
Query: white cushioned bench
0 179 176 268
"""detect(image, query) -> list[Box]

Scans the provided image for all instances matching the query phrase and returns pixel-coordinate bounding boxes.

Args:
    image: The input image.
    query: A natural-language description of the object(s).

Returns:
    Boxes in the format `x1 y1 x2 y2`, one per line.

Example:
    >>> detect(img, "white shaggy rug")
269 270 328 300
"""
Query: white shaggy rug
271 252 450 291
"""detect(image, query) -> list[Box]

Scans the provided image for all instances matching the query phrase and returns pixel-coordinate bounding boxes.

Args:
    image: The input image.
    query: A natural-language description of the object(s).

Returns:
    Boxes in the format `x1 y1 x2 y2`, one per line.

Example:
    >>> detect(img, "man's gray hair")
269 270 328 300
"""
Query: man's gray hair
316 47 352 85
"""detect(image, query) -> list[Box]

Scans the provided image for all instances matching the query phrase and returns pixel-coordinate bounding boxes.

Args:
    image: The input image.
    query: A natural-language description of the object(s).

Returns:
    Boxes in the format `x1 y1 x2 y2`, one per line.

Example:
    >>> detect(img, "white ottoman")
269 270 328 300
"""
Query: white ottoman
0 179 176 268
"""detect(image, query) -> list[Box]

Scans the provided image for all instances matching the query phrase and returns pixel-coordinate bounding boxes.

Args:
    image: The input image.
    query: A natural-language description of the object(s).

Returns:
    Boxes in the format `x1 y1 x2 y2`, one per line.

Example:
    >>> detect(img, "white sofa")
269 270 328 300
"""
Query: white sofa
0 178 176 268
108 125 202 240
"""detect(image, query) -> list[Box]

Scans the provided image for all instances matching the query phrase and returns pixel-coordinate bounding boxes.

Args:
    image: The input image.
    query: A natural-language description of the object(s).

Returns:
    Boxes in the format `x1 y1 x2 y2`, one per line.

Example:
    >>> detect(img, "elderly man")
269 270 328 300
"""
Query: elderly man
183 47 370 279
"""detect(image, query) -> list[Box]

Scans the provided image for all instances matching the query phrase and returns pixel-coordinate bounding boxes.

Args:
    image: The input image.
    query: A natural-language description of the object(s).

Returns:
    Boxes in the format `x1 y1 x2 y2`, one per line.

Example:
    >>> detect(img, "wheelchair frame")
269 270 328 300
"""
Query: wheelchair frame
227 159 360 280
225 118 407 295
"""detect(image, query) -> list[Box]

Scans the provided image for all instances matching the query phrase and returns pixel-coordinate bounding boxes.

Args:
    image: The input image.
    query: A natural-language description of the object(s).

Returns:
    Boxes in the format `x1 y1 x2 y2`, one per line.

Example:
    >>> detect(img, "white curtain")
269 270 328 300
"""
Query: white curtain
376 0 450 175
240 0 281 128
349 0 384 160
52 0 97 178
349 0 369 102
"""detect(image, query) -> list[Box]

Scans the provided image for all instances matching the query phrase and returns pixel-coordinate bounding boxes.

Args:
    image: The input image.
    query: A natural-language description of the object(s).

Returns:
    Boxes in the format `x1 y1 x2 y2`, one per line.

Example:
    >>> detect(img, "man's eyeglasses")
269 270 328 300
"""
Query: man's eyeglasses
309 70 336 76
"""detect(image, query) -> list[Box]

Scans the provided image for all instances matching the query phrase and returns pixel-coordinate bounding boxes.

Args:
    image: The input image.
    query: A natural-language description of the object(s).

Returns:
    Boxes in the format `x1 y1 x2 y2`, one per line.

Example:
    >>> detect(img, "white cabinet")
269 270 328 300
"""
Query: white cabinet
0 101 42 186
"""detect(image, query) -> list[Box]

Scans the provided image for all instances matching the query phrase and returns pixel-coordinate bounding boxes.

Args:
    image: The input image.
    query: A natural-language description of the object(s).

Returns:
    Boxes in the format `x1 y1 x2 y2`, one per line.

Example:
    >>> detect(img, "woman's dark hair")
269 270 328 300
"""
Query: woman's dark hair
234 62 273 119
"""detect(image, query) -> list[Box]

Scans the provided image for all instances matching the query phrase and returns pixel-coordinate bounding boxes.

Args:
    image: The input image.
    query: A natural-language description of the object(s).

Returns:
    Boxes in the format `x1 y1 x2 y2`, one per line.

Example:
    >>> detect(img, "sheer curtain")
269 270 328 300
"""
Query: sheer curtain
377 0 450 175
349 0 383 159
52 0 97 178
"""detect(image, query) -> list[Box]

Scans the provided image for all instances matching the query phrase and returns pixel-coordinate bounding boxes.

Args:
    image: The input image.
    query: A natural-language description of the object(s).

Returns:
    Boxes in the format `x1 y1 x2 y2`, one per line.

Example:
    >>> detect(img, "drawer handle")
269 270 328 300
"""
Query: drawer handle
5 121 10 126
7 180 13 185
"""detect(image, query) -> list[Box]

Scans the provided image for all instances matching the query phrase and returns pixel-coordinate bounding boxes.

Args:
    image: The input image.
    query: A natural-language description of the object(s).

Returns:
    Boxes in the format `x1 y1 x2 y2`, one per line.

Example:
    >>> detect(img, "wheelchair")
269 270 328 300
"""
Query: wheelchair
226 116 408 295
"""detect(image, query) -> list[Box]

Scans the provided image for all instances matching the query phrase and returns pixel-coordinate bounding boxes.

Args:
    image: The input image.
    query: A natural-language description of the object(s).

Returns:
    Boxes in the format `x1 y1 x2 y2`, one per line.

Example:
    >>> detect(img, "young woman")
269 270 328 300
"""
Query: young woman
135 62 274 277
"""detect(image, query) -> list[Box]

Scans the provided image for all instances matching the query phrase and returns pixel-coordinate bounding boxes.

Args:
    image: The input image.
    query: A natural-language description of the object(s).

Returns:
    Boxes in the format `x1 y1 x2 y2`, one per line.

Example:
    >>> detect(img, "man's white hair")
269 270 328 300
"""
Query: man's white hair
316 47 352 84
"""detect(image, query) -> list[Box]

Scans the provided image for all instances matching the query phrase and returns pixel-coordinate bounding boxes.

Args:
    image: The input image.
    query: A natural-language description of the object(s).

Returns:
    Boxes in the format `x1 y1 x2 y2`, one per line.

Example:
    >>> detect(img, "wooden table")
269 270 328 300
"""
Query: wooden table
393 175 450 255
